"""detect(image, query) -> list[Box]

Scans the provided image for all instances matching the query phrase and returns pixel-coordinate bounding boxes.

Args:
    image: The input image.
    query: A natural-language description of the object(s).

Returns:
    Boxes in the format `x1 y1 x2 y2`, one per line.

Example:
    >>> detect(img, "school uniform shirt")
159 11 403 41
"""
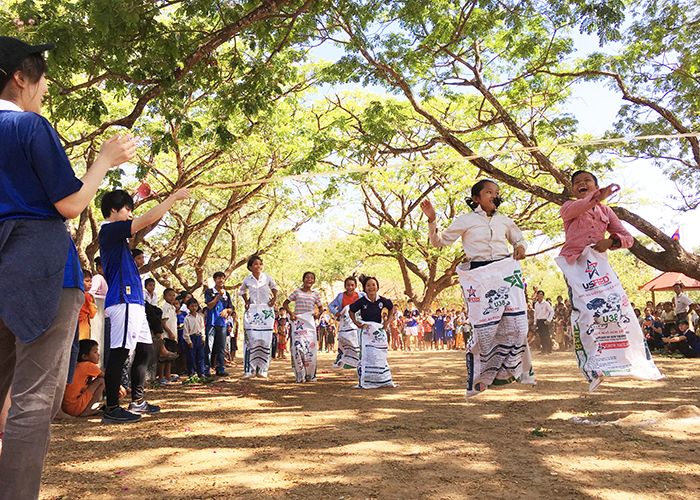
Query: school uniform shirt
559 188 634 265
99 220 144 308
204 287 234 327
288 289 322 315
144 289 159 307
0 100 85 341
238 272 278 305
183 312 205 344
534 300 554 322
349 295 393 324
674 292 694 316
427 205 526 262
161 302 179 340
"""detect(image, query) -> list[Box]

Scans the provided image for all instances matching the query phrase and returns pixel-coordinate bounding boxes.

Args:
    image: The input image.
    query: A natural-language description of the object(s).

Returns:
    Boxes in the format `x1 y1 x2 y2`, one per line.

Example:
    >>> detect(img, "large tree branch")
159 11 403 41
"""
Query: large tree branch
63 0 300 148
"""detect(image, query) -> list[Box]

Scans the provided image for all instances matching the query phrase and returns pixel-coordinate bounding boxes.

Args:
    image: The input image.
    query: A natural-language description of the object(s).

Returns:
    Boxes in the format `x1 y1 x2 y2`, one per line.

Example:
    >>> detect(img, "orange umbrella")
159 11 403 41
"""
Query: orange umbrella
638 272 700 305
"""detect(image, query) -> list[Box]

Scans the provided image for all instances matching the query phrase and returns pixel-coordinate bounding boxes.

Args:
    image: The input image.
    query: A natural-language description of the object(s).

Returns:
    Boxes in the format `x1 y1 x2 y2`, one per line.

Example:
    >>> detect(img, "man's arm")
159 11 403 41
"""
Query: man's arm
205 288 222 310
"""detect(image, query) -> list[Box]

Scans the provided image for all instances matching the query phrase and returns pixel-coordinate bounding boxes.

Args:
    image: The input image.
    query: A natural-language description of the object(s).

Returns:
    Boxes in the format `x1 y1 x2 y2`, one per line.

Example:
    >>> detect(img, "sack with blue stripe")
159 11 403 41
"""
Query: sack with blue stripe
243 304 274 378
333 305 360 369
290 312 318 382
357 321 395 389
457 257 534 398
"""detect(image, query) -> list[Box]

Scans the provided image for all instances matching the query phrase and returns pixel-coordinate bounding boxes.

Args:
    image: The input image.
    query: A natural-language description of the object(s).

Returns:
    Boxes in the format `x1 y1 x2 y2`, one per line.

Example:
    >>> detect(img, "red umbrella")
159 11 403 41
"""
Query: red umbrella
638 272 700 305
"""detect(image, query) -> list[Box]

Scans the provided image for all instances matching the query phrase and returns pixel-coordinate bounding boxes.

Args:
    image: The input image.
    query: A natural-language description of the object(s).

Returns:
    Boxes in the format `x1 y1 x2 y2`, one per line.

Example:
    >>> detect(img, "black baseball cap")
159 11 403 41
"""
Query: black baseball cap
0 36 54 76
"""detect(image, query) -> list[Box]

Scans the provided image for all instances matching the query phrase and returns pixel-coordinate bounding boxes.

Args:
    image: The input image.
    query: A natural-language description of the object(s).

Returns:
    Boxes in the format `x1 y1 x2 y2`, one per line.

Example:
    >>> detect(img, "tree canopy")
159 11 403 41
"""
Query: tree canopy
2 0 698 302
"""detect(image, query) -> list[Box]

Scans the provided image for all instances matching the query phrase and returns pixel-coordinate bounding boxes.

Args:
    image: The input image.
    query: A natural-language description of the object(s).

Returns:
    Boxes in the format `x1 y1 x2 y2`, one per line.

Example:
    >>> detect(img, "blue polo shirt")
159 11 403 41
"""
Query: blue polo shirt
204 287 233 327
99 220 144 307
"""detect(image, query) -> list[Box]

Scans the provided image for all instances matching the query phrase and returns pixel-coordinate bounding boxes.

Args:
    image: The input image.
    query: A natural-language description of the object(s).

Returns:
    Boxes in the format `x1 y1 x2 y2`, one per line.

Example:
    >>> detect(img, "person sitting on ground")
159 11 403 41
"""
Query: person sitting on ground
661 319 700 358
61 340 105 417
662 301 677 338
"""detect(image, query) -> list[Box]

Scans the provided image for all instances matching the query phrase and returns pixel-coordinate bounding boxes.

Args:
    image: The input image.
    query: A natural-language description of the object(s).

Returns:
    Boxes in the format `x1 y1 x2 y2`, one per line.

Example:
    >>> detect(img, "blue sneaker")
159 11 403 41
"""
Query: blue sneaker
128 401 161 414
102 406 142 424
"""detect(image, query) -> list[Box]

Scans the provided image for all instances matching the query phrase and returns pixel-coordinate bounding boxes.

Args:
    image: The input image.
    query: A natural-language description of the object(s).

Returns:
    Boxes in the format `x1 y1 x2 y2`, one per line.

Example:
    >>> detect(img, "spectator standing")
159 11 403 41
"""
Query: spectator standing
673 283 694 323
0 36 135 498
204 272 234 377
99 188 188 424
533 290 554 354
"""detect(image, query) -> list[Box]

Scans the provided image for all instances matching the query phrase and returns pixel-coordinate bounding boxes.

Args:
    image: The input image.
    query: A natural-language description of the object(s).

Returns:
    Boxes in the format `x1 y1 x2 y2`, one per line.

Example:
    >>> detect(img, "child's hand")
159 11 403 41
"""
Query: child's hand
172 188 190 201
593 184 620 203
202 337 206 345
290 313 297 321
513 245 526 260
187 341 193 348
419 198 436 222
592 238 614 253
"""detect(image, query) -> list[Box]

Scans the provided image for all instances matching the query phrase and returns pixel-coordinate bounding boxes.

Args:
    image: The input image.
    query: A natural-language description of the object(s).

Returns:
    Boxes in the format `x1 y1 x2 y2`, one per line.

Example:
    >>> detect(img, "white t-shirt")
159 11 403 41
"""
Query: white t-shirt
674 292 694 315
161 302 178 341
534 300 554 322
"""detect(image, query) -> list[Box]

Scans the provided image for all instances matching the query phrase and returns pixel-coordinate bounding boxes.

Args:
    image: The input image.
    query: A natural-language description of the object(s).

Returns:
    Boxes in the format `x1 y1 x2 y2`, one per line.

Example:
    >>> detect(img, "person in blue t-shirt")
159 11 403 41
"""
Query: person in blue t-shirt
203 272 235 376
0 37 136 499
99 188 189 424
432 309 445 350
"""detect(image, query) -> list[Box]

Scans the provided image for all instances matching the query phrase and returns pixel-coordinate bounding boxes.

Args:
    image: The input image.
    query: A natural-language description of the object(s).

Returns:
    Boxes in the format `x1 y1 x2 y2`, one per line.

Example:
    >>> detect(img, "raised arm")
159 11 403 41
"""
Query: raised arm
131 188 189 234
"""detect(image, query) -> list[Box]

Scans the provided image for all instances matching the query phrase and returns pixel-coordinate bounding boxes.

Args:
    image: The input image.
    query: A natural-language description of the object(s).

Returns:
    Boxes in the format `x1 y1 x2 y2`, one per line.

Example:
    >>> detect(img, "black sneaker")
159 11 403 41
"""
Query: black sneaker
102 407 142 424
128 401 161 414
215 370 228 376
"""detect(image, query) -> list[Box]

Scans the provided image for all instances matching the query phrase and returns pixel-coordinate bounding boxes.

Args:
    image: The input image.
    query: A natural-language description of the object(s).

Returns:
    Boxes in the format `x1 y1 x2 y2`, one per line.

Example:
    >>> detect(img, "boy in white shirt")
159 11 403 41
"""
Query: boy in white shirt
159 288 181 384
183 298 206 377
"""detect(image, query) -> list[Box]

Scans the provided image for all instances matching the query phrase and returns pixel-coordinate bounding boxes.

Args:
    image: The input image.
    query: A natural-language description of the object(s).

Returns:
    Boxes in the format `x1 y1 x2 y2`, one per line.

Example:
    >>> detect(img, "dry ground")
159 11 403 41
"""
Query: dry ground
41 350 700 500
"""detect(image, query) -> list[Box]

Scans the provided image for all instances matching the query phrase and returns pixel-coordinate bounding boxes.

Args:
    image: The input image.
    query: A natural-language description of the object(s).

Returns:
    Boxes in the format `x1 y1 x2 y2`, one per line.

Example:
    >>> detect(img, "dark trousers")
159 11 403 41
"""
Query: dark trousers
536 319 552 353
205 325 227 373
105 343 153 408
185 335 206 375
668 339 698 358
317 325 329 351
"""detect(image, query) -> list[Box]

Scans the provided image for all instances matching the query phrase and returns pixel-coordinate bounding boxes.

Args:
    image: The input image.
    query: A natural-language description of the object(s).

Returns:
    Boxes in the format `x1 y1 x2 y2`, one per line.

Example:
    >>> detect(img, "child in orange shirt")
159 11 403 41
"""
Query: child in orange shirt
61 340 105 417
78 270 98 340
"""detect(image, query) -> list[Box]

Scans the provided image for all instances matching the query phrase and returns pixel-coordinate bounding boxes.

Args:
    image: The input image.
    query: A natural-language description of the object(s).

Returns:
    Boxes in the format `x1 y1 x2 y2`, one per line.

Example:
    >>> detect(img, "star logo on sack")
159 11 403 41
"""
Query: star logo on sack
503 270 524 289
466 286 477 297
585 260 599 279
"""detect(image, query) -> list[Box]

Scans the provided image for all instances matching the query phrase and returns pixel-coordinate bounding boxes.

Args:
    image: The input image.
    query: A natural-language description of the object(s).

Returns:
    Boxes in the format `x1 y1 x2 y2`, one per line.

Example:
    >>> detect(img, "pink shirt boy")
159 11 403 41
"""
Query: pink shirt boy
559 188 634 264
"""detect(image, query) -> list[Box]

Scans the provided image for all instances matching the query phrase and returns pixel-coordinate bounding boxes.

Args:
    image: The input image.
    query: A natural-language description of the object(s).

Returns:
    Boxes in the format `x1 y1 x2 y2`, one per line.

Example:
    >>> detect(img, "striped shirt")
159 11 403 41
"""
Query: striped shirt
288 289 322 314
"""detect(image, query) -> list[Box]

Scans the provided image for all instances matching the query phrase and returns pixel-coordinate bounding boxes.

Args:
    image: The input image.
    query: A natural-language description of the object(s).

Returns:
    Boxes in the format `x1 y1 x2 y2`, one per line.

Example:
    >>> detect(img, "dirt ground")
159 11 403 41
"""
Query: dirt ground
41 350 700 500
